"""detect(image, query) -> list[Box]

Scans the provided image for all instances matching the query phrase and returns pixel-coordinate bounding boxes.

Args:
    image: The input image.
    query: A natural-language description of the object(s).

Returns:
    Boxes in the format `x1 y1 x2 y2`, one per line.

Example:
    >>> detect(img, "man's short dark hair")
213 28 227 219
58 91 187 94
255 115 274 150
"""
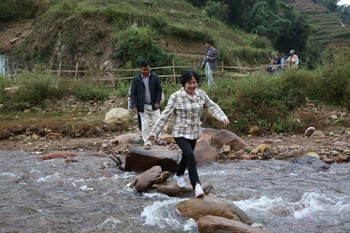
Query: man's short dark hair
205 40 212 46
180 70 200 87
281 52 285 54
139 59 151 68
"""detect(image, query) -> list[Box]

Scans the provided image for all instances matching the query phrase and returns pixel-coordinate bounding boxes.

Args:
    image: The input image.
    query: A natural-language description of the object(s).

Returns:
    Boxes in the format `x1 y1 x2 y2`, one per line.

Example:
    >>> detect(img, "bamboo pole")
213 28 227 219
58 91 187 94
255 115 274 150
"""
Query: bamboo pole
172 59 176 84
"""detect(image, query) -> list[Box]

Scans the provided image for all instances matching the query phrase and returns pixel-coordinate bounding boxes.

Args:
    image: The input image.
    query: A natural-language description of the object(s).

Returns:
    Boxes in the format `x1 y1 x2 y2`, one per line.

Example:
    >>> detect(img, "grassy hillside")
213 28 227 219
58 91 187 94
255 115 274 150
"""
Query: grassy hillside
285 0 350 47
10 0 275 69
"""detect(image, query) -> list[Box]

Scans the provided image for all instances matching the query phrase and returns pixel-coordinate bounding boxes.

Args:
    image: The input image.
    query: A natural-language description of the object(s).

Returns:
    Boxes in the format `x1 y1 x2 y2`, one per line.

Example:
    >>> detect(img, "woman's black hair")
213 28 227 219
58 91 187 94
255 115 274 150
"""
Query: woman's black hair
180 70 200 87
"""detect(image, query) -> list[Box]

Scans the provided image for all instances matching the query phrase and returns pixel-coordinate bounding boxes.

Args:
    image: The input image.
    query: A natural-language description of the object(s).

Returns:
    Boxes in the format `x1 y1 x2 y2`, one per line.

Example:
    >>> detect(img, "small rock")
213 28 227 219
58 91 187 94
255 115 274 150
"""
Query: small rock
101 143 108 149
305 152 320 159
334 141 349 146
323 158 334 163
329 150 339 156
46 133 61 139
222 144 231 153
10 38 19 44
248 126 262 136
240 154 251 160
329 132 335 136
305 127 315 137
311 130 325 137
330 115 338 120
244 147 252 153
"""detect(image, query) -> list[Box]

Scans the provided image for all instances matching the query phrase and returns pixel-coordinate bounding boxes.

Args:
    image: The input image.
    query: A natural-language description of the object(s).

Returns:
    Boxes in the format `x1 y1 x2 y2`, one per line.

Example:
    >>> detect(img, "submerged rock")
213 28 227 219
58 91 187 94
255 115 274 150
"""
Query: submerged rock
198 215 271 233
36 152 78 160
176 196 252 225
134 166 162 192
151 179 213 197
213 130 248 151
294 156 330 171
125 146 181 172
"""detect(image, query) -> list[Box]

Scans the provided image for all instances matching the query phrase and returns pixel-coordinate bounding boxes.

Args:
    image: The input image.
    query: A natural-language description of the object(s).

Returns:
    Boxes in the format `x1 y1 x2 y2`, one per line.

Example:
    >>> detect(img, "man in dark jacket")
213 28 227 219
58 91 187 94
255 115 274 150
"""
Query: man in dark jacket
130 59 164 150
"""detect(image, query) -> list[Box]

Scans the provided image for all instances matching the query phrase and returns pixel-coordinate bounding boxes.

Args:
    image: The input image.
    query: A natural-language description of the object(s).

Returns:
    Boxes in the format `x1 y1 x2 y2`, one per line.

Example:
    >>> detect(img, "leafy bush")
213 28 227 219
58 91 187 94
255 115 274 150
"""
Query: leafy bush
311 48 350 107
16 73 59 105
73 80 110 101
113 27 170 69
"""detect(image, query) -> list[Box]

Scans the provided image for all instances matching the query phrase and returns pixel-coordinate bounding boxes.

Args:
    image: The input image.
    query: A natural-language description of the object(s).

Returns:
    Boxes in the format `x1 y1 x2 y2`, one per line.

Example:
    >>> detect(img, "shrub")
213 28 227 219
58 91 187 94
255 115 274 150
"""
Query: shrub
113 27 170 70
16 73 59 105
73 80 110 101
311 48 350 107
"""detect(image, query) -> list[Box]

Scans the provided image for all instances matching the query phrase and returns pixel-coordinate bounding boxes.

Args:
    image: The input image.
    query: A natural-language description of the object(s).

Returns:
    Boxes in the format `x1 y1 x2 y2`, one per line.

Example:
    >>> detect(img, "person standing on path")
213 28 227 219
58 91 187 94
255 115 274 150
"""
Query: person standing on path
147 70 229 198
130 59 164 150
287 50 299 68
204 40 218 87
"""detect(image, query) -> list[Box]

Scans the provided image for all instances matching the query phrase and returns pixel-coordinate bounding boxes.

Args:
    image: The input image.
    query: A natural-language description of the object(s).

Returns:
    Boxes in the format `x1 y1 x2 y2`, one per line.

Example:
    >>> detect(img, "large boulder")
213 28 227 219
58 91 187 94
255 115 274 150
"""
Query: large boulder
198 215 271 233
151 178 213 197
294 156 330 171
36 152 78 160
213 130 248 151
125 146 181 172
175 196 252 225
134 166 162 192
105 108 130 126
110 133 142 145
198 128 218 143
193 138 220 163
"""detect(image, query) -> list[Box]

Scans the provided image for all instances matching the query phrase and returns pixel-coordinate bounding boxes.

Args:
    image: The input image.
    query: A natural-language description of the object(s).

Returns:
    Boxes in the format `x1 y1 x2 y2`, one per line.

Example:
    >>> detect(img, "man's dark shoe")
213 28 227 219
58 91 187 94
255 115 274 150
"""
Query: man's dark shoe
156 140 166 146
144 144 151 150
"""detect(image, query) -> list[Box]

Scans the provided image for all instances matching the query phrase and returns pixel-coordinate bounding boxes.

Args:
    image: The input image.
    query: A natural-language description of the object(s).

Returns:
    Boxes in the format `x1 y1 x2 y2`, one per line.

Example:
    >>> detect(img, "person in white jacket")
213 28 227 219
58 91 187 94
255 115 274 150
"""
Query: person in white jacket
286 50 299 68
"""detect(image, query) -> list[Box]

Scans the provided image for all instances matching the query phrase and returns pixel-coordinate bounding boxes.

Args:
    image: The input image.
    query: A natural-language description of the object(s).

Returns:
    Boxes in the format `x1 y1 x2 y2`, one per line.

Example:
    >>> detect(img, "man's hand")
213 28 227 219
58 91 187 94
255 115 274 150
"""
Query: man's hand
154 103 160 110
133 107 138 114
223 118 230 126
205 57 210 60
147 134 155 142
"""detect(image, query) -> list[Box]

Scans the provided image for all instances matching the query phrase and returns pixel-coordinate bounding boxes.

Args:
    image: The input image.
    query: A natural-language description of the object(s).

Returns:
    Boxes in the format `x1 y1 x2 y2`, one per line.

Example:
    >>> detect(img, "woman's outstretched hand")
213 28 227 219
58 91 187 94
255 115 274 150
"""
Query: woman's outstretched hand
223 118 230 126
147 134 155 142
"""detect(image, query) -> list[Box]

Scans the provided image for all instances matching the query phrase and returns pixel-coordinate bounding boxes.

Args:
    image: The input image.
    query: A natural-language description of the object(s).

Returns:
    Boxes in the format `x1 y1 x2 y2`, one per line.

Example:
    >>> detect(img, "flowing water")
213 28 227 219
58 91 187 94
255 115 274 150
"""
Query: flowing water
1 151 350 233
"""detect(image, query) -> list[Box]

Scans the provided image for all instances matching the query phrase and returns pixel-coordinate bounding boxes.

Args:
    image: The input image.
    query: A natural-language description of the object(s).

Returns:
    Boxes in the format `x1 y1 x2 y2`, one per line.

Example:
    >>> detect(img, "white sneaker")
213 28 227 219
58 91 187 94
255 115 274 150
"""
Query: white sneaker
174 175 186 188
195 183 204 198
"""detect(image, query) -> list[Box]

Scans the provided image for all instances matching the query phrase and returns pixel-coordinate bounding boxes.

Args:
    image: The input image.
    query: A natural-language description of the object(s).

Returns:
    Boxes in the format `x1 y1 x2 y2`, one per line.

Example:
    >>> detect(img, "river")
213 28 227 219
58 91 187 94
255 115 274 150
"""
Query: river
1 151 350 232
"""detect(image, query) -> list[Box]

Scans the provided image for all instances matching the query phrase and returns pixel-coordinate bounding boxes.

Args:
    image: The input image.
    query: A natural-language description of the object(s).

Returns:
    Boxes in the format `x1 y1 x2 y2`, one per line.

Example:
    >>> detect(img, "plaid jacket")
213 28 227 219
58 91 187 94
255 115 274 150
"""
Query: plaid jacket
151 87 227 140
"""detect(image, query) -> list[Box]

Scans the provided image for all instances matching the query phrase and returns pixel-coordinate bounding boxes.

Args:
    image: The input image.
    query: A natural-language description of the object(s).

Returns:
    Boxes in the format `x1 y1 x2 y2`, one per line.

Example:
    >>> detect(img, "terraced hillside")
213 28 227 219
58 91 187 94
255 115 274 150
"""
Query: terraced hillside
8 0 274 68
305 13 350 47
285 0 350 47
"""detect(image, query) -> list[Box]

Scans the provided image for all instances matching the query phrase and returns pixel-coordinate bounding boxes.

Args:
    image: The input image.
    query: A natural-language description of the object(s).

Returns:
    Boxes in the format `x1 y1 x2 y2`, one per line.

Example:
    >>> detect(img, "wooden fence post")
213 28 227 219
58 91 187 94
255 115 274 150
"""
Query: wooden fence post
237 58 242 73
194 60 197 71
172 59 176 84
58 61 62 77
221 61 224 78
34 64 37 73
75 63 78 79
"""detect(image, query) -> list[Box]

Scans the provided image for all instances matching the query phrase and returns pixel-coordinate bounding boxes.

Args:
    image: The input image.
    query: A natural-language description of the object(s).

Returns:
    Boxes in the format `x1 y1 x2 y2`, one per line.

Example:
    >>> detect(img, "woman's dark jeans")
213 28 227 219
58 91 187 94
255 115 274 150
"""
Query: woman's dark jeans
174 137 199 189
